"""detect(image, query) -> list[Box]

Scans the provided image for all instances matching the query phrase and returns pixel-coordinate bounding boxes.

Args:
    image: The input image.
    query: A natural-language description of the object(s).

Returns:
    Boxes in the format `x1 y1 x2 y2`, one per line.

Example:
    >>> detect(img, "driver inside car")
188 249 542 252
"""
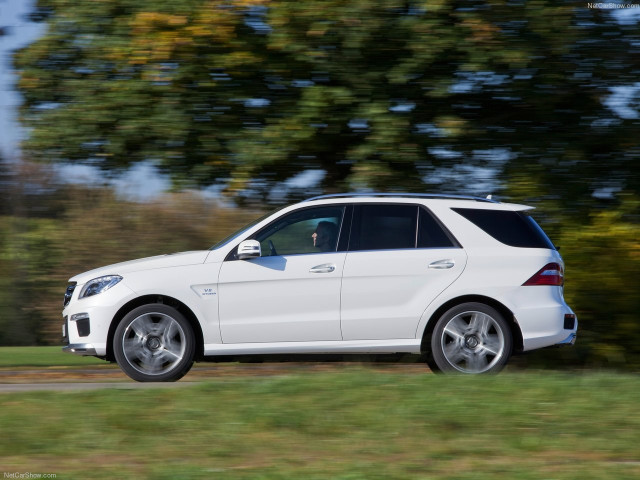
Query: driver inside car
311 221 338 252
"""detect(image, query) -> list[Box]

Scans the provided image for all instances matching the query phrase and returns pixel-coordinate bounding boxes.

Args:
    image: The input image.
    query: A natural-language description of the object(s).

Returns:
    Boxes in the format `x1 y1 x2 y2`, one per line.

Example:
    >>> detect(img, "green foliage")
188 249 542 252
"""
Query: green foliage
16 1 639 206
558 199 640 368
0 216 60 344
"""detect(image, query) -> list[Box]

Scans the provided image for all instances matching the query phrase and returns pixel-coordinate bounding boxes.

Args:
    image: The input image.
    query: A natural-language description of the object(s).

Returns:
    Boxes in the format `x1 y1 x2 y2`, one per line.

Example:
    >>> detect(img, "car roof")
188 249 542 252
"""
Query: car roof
301 193 533 211
303 193 498 203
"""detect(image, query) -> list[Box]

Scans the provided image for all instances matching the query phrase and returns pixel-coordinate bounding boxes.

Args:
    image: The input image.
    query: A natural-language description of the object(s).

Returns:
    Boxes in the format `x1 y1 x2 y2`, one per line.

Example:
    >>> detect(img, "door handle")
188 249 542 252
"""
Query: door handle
429 259 455 269
310 264 336 273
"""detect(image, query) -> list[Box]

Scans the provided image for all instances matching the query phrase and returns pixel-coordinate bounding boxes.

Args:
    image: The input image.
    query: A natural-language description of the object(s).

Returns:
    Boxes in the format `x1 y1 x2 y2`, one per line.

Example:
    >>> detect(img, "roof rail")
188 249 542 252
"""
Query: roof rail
303 192 499 203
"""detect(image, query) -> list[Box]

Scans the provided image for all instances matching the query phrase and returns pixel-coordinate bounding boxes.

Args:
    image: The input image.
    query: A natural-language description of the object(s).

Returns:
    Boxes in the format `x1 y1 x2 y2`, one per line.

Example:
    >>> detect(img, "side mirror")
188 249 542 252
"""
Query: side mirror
237 240 261 260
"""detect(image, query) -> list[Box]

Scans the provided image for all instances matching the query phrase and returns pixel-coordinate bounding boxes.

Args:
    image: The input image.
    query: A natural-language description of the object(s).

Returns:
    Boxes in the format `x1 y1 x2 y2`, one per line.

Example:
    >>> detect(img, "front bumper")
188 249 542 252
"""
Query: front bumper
63 344 98 356
62 280 137 357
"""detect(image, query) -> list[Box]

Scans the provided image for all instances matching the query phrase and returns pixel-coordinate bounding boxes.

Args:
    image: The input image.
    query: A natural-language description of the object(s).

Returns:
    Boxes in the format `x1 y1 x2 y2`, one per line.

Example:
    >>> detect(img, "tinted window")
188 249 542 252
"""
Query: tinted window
418 208 458 248
254 206 344 256
351 205 417 251
452 208 556 249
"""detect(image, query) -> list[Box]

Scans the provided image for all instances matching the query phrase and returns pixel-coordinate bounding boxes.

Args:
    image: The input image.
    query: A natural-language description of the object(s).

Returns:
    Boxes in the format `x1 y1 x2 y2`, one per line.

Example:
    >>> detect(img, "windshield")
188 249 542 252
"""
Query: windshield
209 206 286 250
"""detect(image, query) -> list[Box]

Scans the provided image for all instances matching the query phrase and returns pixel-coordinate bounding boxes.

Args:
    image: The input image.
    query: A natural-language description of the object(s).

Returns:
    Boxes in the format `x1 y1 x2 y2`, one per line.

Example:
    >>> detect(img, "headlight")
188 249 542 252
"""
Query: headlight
79 275 123 299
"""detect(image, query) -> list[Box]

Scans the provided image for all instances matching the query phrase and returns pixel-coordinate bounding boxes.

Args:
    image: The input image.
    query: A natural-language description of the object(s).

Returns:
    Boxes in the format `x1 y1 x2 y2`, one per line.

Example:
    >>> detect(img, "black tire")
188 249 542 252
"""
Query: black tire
113 303 195 382
430 302 512 374
424 353 442 374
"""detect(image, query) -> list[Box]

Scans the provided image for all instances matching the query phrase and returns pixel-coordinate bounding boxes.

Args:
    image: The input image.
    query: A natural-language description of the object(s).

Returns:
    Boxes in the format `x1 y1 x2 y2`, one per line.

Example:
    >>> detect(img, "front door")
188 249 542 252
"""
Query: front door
218 205 347 343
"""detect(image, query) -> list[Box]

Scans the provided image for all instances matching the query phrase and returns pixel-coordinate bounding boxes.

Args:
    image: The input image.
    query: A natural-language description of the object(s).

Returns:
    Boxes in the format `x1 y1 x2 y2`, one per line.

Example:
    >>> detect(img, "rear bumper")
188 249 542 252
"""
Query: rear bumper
519 306 578 351
555 332 577 346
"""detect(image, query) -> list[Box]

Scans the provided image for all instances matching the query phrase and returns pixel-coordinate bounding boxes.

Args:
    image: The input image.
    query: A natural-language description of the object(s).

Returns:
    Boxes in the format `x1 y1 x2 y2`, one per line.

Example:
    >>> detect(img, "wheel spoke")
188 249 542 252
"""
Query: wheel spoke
123 338 146 361
467 350 488 372
162 319 179 345
479 314 493 336
129 318 149 339
482 334 503 356
469 313 491 335
154 315 172 335
163 326 184 357
166 335 184 355
444 317 468 339
161 346 182 360
144 353 165 372
443 341 466 365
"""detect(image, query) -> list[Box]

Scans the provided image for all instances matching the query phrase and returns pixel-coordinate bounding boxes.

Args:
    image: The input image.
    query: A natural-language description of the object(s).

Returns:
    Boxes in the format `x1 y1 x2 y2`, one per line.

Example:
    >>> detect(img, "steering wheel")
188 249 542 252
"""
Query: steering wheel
268 239 278 256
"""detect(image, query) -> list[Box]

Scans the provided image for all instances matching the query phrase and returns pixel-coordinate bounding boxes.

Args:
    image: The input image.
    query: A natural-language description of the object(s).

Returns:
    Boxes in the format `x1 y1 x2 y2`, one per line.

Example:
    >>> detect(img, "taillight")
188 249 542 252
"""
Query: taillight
523 263 564 286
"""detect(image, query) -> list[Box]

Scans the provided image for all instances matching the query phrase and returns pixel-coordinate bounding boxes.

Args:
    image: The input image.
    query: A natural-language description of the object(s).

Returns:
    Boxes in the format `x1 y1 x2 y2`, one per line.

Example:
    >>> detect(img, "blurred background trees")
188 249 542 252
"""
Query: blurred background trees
15 0 639 207
0 156 257 345
2 1 639 368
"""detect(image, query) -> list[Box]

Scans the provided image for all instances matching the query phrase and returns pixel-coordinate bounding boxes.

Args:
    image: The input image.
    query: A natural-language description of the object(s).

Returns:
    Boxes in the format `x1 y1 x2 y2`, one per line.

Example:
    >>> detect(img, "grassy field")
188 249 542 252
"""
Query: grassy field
1 369 639 479
0 346 106 367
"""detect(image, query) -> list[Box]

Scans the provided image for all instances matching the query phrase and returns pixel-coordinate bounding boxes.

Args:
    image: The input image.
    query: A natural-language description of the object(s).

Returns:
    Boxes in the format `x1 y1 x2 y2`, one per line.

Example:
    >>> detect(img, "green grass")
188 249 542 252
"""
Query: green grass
1 371 639 479
0 346 106 367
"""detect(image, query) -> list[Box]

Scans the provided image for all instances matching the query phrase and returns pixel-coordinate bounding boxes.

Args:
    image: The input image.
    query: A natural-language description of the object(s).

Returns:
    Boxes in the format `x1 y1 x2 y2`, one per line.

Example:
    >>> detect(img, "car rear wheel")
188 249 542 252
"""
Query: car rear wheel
114 304 195 382
430 302 512 374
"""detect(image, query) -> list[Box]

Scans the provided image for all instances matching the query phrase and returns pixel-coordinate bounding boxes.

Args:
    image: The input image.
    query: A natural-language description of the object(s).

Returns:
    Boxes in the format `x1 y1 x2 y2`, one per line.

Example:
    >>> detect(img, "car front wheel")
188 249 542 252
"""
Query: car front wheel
430 302 512 374
114 304 195 382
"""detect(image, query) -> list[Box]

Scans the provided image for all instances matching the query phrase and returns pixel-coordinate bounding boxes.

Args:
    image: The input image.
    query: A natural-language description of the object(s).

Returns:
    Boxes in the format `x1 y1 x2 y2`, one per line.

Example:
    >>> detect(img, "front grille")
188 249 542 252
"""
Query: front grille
63 282 77 307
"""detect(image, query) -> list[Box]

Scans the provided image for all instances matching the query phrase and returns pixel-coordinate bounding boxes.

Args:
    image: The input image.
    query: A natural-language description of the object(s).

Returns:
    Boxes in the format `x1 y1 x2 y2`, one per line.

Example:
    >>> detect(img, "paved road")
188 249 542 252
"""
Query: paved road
0 360 429 393
0 381 197 393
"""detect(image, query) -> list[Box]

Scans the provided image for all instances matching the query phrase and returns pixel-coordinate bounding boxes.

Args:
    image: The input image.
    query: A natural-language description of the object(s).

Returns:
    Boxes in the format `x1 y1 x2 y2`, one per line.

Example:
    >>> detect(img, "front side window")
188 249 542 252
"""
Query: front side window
254 206 345 256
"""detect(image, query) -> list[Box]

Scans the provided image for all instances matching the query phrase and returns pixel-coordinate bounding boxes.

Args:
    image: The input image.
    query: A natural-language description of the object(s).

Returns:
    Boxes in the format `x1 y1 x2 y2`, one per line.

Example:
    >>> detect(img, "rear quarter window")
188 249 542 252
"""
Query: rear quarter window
452 208 556 249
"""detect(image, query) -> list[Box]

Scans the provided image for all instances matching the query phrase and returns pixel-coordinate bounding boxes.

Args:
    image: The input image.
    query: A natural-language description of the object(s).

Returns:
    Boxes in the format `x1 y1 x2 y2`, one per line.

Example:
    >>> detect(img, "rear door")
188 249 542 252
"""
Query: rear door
340 204 467 340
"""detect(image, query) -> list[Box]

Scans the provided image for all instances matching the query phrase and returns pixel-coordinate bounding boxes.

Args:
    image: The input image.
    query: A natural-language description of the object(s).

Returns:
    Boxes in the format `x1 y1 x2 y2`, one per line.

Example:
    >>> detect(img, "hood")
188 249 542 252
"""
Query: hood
69 250 210 284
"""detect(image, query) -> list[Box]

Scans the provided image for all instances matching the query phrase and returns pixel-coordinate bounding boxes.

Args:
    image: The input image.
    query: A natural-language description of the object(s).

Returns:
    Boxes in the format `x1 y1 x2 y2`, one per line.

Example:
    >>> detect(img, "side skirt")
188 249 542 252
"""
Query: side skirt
203 339 422 357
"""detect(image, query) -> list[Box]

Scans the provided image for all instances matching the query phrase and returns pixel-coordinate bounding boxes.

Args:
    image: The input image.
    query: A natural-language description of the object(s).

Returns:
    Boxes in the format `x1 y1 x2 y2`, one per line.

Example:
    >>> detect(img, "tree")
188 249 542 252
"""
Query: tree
0 157 53 345
15 1 639 209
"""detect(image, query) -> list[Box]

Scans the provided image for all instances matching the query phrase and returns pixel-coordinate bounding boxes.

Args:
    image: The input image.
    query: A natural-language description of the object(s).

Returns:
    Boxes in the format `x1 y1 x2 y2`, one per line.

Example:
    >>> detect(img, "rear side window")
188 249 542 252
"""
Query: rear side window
349 204 457 251
351 205 417 250
452 208 556 249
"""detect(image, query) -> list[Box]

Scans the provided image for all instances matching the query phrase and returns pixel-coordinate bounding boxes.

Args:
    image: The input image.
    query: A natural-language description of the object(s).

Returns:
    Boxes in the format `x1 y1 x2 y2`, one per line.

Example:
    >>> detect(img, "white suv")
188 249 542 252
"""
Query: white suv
62 193 577 381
